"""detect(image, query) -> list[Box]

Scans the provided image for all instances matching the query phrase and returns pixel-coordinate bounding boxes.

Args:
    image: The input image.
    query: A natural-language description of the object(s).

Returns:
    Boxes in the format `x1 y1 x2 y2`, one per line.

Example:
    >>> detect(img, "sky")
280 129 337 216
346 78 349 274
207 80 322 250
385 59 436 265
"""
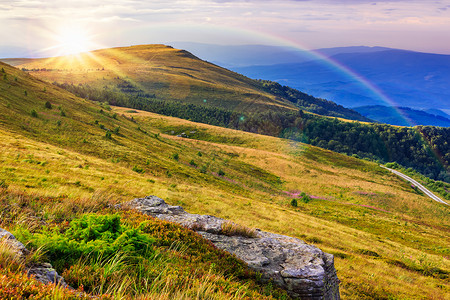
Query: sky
1 0 450 57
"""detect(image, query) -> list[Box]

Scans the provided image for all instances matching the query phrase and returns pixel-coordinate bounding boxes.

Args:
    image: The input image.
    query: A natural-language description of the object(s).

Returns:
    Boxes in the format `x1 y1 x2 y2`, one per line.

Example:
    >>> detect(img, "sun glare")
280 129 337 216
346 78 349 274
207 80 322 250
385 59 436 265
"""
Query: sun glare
56 27 92 55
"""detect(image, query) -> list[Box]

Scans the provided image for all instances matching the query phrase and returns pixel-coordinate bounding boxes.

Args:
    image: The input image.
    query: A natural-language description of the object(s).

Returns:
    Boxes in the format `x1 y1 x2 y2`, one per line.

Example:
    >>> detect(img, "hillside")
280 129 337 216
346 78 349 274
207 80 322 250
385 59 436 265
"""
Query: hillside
1 62 450 299
1 44 369 121
354 105 450 127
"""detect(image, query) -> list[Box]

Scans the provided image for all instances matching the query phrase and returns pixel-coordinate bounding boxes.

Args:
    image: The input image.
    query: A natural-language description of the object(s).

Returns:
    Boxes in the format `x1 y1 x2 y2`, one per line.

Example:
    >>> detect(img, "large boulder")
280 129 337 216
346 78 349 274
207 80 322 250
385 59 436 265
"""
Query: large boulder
127 195 340 299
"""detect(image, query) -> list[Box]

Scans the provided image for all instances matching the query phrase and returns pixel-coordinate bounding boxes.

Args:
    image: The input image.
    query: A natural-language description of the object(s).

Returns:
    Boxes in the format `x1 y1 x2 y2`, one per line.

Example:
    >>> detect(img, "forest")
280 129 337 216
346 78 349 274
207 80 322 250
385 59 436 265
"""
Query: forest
56 82 450 183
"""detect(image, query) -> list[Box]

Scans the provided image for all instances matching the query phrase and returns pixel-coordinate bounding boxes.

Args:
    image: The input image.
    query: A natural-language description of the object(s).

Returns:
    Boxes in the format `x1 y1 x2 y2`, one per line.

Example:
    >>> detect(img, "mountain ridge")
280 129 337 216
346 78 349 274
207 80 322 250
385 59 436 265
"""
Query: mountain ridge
1 44 370 121
354 105 450 127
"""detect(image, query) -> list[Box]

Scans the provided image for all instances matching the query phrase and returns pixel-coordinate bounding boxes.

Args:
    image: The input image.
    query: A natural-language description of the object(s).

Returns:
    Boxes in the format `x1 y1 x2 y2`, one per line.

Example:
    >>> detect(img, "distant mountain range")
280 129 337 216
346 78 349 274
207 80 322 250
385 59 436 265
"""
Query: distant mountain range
171 43 450 126
170 42 392 67
353 105 450 127
233 49 450 113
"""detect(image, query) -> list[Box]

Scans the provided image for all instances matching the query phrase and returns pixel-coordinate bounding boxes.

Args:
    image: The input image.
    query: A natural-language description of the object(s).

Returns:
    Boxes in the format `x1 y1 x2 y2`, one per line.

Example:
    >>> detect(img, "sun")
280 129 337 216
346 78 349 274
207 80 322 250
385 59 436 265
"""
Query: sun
55 26 92 55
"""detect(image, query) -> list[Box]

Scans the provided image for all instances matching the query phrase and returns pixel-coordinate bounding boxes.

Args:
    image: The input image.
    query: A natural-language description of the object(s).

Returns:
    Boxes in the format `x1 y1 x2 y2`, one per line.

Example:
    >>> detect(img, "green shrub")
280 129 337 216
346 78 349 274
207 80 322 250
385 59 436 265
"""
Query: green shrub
189 159 197 167
30 109 38 118
385 162 399 169
105 131 112 139
290 198 298 207
44 101 52 109
300 192 311 203
132 165 144 173
172 153 179 161
17 214 155 271
218 169 225 176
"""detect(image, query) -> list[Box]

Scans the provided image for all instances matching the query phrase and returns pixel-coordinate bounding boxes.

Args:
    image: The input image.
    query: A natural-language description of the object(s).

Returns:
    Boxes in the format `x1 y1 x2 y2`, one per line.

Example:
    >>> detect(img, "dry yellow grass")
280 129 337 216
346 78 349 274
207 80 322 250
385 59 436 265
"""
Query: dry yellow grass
5 45 296 113
0 61 448 298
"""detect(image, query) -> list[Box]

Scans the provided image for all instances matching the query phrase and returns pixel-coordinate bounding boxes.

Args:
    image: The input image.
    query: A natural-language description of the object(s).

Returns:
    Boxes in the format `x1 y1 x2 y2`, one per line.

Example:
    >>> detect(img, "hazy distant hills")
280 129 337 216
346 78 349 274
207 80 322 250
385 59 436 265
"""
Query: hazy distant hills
353 105 450 127
171 42 391 67
233 49 450 114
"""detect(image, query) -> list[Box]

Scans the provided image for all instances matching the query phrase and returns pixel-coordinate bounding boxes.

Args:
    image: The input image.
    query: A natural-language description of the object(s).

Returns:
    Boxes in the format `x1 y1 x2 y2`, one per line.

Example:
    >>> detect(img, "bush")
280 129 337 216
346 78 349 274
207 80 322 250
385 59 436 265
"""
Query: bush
300 192 311 203
30 109 38 118
105 131 112 139
385 162 399 169
44 101 52 109
19 214 155 270
172 153 179 161
189 159 197 167
218 169 225 176
290 198 298 207
132 165 144 173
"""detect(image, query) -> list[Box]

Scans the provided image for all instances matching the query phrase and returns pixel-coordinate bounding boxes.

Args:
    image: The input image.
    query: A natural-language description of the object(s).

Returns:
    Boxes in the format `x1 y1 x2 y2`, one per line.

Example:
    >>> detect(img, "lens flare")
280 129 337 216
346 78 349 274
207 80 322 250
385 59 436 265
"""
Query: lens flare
55 26 92 55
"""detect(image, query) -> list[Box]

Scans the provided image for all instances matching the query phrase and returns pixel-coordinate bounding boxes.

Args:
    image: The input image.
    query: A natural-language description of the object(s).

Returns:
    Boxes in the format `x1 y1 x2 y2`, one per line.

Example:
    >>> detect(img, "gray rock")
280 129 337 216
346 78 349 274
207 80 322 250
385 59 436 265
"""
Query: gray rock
0 227 68 287
0 227 29 256
27 262 68 286
127 195 340 299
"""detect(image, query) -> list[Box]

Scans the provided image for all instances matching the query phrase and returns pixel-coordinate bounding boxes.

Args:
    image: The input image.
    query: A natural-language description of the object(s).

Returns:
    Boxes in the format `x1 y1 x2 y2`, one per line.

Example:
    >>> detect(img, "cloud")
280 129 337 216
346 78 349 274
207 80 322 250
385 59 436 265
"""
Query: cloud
1 0 450 56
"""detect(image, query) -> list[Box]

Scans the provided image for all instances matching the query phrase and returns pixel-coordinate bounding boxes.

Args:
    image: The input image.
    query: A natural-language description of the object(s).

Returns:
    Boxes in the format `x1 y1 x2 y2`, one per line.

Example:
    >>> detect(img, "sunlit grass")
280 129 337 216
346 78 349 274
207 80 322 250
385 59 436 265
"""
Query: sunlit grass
0 61 449 299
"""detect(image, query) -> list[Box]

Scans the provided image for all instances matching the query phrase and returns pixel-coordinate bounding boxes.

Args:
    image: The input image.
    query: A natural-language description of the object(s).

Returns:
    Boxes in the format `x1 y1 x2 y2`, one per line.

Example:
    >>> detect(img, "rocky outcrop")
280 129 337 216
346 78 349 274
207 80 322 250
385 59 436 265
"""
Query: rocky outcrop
127 195 340 299
0 227 68 287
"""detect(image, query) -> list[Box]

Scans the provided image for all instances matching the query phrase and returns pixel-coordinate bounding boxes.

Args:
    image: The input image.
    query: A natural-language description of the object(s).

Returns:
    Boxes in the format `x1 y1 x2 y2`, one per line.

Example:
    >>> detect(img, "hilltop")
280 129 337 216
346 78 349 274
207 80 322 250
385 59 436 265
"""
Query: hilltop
1 44 369 121
0 61 449 299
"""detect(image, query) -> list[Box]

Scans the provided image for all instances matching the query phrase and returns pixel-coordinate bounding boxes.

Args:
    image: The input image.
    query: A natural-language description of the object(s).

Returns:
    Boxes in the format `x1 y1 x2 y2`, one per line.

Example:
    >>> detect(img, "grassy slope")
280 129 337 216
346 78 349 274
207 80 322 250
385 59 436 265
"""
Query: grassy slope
3 44 295 113
0 62 449 299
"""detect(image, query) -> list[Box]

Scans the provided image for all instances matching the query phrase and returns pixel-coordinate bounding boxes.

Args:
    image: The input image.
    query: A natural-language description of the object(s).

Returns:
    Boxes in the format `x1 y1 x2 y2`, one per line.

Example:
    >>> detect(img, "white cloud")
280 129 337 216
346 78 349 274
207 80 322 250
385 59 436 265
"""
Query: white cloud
1 0 450 57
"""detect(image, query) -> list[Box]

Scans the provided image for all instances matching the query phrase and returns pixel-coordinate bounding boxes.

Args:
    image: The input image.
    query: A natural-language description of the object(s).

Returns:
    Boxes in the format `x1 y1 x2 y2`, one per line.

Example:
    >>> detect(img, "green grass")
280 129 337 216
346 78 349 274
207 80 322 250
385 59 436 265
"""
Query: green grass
0 61 449 299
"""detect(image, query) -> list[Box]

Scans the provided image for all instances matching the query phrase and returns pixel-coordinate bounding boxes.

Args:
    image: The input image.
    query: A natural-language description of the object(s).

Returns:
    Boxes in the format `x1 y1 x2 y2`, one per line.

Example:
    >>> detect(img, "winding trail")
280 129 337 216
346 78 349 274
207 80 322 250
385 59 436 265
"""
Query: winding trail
381 166 448 205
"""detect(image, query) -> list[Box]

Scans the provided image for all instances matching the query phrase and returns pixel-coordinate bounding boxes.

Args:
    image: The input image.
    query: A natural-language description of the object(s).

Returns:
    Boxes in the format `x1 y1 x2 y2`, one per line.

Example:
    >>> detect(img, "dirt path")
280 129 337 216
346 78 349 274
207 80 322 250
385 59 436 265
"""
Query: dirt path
381 166 448 205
